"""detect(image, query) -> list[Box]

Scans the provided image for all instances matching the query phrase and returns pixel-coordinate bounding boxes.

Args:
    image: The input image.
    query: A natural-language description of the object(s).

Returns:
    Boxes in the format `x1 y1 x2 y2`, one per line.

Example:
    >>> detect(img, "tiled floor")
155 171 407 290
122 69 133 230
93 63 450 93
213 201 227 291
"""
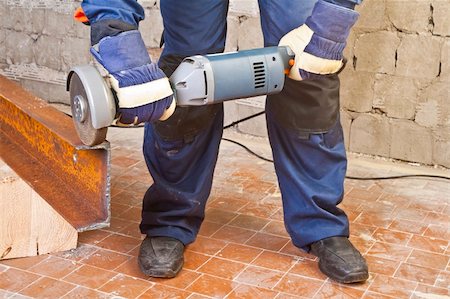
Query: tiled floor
1 127 449 299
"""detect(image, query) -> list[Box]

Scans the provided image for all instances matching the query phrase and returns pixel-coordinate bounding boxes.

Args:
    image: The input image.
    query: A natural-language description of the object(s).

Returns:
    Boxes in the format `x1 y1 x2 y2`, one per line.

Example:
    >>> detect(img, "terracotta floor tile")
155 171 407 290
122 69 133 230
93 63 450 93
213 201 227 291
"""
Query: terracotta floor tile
274 273 323 298
0 264 7 272
424 224 450 241
78 230 112 245
111 156 140 168
251 251 296 272
0 268 41 292
198 221 223 237
424 211 450 226
117 206 142 222
349 223 378 239
27 256 79 279
204 208 238 224
61 286 110 299
275 292 305 299
187 293 212 299
349 235 375 255
208 196 249 212
211 225 256 244
245 232 289 251
227 284 278 299
235 266 283 289
114 257 149 280
435 271 450 289
261 221 289 237
197 257 246 280
388 219 428 235
229 214 269 231
394 207 429 222
368 275 417 299
364 255 400 276
119 223 145 239
0 254 49 270
0 290 14 298
347 188 381 202
406 249 449 270
62 265 116 289
394 263 441 285
372 228 412 245
407 235 448 254
19 277 76 298
81 248 131 270
150 269 201 289
138 284 191 299
346 209 362 222
363 291 395 299
52 244 98 262
367 242 412 262
238 203 280 219
186 274 236 298
279 241 316 260
99 274 153 298
187 236 227 255
216 243 262 263
314 282 365 299
289 259 327 281
354 212 394 228
183 250 211 271
242 180 277 195
97 233 141 254
103 217 131 233
412 284 450 298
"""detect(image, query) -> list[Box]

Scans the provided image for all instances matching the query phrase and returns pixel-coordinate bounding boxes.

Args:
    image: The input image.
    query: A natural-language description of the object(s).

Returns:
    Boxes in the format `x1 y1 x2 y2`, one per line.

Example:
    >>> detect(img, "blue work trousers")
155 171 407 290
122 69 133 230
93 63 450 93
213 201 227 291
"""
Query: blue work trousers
141 0 351 250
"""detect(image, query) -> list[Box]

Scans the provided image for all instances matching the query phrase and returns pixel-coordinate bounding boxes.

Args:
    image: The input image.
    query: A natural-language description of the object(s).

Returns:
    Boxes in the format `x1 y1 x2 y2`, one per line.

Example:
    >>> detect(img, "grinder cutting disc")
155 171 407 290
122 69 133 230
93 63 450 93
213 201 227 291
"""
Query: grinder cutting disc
69 71 107 146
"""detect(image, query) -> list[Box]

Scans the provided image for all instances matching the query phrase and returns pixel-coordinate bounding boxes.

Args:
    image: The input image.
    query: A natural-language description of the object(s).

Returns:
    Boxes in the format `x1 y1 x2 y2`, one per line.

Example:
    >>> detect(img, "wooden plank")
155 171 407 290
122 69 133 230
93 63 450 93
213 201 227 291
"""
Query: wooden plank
1 159 77 260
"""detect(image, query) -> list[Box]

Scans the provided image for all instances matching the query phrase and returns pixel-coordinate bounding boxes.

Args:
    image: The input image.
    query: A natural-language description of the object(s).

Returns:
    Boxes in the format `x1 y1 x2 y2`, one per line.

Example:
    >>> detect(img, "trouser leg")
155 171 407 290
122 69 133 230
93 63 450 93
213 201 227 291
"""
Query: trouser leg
140 0 229 245
258 0 349 250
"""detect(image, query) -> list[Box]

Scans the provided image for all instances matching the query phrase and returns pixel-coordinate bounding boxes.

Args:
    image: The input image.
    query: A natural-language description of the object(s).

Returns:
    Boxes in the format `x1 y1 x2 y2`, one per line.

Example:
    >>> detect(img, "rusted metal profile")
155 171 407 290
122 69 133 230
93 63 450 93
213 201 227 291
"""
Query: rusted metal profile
0 75 110 231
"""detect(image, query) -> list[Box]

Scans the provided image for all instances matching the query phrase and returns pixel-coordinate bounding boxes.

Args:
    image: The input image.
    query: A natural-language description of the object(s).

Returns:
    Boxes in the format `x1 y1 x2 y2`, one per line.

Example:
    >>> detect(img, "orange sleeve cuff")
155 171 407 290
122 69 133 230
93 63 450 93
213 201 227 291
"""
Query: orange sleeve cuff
74 7 89 24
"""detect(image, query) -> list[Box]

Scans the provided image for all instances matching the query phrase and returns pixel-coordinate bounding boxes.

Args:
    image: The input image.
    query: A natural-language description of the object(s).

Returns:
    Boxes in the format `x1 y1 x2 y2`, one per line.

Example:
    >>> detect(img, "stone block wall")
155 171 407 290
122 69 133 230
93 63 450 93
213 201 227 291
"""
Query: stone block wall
1 0 449 168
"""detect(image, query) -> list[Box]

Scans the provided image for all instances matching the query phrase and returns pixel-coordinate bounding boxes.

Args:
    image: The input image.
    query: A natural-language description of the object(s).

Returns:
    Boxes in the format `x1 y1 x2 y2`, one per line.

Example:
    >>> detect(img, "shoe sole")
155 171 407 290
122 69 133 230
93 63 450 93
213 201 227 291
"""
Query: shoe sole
138 260 184 279
318 263 369 284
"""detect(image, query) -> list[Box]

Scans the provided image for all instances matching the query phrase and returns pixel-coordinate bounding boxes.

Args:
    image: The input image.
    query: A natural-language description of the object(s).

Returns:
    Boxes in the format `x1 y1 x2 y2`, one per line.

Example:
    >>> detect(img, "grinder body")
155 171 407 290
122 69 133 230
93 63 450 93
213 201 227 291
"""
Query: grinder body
67 46 294 146
172 46 294 106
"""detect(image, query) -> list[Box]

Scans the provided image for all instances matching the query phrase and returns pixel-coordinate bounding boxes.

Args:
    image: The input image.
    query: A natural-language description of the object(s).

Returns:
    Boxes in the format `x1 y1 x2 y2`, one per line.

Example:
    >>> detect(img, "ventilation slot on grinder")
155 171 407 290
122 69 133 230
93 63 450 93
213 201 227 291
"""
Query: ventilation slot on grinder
253 61 266 89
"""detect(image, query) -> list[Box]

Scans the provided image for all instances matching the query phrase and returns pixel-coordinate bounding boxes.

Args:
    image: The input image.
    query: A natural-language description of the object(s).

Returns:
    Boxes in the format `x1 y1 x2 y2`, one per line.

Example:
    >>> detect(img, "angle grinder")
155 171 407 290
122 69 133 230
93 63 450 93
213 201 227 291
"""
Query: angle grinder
67 46 294 146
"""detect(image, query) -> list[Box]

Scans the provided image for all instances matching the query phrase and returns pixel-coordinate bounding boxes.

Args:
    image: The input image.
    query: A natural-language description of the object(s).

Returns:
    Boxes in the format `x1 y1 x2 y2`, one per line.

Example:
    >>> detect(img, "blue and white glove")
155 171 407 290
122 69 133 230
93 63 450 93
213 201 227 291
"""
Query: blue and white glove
90 30 175 125
279 0 359 80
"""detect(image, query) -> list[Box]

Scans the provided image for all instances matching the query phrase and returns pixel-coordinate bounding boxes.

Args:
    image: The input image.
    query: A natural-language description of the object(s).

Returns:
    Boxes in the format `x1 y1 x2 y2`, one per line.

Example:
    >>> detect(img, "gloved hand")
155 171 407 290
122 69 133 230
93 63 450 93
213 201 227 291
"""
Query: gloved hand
279 0 359 80
90 30 175 125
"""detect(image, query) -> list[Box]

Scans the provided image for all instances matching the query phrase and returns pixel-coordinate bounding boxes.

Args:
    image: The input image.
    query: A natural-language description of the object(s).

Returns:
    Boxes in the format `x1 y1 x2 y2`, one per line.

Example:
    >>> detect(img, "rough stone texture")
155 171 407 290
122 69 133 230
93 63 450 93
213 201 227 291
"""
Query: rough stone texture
440 39 450 82
416 81 450 127
237 16 264 50
390 119 433 165
354 32 401 74
432 0 450 36
1 0 449 168
386 0 432 34
340 68 375 113
355 0 388 31
396 35 442 79
340 110 353 150
432 128 450 168
140 8 164 48
373 75 421 119
350 114 391 157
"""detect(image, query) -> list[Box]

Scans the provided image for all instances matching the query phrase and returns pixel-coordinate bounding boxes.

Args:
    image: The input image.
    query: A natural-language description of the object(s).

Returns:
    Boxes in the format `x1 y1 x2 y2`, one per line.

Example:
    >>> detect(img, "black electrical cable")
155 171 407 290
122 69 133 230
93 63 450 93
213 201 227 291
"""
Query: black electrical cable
223 112 450 181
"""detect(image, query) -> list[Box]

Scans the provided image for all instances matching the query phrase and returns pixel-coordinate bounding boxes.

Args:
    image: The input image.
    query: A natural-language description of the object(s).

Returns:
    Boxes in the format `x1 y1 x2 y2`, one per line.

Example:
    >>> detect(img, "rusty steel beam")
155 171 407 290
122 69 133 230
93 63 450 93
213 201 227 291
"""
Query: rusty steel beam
0 75 110 231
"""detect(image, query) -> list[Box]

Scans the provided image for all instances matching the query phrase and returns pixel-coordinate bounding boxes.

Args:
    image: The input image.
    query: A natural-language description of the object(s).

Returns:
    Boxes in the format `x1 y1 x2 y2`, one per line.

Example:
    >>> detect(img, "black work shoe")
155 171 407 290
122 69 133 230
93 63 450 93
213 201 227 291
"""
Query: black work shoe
138 236 184 278
310 236 369 284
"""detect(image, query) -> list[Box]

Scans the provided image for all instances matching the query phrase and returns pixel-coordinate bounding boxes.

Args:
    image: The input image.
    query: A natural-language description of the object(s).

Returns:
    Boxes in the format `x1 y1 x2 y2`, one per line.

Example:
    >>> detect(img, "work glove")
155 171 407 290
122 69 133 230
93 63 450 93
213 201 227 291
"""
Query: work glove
90 30 175 125
279 0 359 80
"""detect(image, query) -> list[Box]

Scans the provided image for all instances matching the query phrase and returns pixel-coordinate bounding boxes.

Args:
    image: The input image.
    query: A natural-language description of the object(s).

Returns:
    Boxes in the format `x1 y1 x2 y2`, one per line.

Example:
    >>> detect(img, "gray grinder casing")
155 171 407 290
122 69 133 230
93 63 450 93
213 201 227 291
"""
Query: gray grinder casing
171 46 294 106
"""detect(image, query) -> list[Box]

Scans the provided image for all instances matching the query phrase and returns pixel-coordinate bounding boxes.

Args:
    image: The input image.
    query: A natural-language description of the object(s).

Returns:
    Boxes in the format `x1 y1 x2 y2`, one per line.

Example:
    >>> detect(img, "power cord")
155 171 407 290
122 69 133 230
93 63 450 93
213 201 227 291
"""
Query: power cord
222 112 450 181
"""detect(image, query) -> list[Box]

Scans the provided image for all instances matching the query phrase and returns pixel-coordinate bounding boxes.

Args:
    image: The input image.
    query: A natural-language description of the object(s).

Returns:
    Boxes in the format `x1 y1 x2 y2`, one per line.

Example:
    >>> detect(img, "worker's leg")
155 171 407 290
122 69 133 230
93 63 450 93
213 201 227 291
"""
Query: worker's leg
259 0 368 283
139 0 228 277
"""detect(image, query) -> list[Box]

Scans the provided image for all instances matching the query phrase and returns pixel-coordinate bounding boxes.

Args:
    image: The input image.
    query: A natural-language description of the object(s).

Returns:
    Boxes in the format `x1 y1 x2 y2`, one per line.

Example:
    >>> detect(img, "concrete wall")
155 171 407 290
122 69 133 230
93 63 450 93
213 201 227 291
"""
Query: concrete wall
1 0 449 168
